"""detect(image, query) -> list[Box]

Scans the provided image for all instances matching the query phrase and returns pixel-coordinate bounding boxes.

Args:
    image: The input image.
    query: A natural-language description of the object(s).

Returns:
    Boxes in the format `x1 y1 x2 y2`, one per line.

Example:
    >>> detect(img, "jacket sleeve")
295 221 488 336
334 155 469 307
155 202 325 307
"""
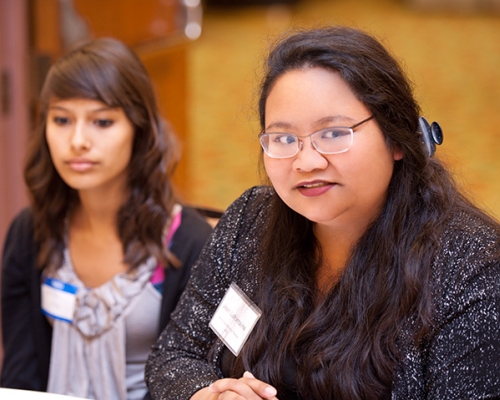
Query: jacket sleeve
424 226 500 398
145 187 269 400
1 208 50 390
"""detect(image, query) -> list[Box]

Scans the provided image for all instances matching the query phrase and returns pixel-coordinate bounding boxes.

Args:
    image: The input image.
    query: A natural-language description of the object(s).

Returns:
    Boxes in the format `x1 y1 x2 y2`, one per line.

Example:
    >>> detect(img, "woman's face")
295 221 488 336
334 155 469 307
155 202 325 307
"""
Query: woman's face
45 98 134 196
263 67 402 233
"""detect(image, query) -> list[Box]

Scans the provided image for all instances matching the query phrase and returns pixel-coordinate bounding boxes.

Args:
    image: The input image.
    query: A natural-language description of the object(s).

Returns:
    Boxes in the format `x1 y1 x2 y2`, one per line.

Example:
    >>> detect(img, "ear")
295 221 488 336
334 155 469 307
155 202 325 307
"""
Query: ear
392 147 404 161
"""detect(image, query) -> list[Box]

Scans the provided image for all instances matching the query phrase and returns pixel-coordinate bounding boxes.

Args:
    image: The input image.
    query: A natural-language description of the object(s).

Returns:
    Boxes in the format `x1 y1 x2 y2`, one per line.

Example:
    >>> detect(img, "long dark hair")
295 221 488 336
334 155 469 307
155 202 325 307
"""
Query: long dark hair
234 26 492 399
24 37 179 271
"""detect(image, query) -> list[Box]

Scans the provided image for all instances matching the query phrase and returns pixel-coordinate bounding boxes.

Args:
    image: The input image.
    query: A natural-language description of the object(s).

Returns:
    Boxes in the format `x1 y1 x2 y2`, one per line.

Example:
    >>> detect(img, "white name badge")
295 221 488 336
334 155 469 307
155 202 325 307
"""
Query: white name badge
209 283 262 356
41 277 78 323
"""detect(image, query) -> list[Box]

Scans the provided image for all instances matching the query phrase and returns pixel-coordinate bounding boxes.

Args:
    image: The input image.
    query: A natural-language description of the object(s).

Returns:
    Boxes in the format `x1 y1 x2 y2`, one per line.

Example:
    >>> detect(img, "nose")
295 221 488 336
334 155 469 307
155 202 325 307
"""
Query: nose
70 121 91 152
292 137 328 172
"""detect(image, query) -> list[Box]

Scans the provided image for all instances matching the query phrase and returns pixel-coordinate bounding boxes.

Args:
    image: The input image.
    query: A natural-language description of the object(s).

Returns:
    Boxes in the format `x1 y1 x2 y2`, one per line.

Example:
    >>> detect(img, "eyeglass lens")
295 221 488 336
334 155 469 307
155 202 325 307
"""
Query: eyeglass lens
260 127 353 158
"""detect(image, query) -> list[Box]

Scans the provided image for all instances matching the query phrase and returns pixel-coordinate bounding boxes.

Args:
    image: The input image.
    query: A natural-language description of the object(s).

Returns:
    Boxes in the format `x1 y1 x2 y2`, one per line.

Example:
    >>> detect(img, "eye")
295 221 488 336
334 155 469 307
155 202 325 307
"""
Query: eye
95 119 114 128
320 128 350 139
272 133 297 145
53 116 70 126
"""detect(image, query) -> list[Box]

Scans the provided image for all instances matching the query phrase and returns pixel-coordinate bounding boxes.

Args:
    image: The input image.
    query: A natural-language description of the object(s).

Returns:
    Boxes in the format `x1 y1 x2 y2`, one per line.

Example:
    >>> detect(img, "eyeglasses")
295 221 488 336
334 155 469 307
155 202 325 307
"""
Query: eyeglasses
259 115 374 159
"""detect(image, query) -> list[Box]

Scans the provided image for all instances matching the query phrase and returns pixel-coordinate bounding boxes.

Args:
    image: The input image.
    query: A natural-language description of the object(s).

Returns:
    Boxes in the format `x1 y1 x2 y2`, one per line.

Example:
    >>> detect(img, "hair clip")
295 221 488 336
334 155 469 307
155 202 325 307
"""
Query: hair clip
418 116 443 157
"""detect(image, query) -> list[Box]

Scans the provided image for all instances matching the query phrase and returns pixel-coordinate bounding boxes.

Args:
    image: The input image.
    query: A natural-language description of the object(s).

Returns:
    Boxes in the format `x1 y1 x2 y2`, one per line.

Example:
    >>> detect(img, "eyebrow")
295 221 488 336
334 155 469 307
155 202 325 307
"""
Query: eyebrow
316 115 355 126
48 105 118 113
265 114 355 132
265 121 294 131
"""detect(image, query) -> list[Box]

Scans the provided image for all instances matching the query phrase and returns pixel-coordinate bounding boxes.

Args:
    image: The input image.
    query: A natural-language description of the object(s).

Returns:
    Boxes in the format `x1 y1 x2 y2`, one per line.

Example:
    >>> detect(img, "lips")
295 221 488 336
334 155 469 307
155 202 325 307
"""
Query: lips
296 180 335 197
301 182 329 188
66 159 97 172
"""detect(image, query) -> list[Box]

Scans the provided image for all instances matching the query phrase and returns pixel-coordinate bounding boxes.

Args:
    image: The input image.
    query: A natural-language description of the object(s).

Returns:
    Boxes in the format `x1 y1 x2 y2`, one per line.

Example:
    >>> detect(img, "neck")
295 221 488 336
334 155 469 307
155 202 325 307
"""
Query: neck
313 221 368 292
72 185 128 233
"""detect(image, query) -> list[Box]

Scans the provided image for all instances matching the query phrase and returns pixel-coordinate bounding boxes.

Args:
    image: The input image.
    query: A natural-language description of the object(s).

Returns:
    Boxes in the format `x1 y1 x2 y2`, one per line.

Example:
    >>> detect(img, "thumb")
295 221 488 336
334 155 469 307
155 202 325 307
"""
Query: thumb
243 371 255 378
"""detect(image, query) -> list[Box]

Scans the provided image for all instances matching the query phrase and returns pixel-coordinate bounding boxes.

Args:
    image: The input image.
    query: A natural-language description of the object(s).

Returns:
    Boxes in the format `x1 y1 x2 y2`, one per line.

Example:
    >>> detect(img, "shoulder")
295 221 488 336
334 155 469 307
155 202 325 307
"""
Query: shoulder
169 206 213 263
1 207 39 305
438 208 500 266
230 185 274 209
432 207 500 313
6 207 35 235
178 206 213 240
218 185 274 229
198 186 273 285
201 185 274 248
2 207 36 253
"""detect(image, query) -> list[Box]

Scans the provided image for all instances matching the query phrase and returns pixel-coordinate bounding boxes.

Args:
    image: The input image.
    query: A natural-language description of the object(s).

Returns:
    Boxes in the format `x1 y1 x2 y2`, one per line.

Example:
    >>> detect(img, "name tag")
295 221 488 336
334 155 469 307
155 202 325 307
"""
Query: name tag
41 277 78 323
209 283 262 356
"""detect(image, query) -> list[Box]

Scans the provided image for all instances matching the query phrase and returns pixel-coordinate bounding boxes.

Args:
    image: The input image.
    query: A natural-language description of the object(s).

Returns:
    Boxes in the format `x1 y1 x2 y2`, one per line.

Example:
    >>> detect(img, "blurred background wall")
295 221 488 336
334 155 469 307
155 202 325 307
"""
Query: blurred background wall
1 0 500 261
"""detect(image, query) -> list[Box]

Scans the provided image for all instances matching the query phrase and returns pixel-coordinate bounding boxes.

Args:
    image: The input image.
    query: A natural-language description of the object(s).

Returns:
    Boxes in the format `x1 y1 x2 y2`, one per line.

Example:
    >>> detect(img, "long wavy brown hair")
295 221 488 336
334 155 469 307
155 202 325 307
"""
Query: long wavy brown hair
231 26 498 399
24 37 179 271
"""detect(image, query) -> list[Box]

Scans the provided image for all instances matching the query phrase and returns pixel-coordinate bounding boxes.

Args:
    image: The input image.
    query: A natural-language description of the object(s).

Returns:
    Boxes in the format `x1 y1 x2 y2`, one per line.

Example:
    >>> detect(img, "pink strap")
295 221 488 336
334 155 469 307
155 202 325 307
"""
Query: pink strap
151 207 182 284
165 209 182 246
150 263 165 284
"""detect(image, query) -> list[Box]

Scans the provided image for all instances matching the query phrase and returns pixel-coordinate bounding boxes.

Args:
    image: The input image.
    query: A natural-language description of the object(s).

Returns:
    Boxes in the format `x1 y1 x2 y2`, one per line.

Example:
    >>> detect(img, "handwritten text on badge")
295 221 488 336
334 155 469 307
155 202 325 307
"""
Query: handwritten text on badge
209 283 262 356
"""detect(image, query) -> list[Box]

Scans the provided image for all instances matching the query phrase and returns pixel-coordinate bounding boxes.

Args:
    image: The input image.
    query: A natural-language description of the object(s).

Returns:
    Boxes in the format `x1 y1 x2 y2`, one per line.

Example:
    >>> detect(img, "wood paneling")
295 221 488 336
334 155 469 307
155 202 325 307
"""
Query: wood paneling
0 0 30 370
136 44 190 197
73 0 182 46
0 0 30 249
31 0 62 57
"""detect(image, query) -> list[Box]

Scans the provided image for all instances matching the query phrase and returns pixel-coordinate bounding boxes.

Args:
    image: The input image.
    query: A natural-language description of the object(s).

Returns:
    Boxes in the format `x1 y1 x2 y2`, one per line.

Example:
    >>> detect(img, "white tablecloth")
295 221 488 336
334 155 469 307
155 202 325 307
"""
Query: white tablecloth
0 388 87 399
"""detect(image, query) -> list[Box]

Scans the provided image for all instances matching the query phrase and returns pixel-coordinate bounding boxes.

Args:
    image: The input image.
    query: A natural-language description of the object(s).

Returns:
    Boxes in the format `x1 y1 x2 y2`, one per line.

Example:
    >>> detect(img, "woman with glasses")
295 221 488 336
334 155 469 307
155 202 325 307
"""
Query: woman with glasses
146 26 500 399
1 38 213 399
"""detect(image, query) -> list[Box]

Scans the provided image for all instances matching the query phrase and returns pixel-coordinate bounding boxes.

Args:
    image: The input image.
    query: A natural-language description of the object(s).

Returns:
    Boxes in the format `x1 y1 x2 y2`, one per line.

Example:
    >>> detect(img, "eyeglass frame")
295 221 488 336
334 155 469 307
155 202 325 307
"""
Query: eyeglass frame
259 115 375 159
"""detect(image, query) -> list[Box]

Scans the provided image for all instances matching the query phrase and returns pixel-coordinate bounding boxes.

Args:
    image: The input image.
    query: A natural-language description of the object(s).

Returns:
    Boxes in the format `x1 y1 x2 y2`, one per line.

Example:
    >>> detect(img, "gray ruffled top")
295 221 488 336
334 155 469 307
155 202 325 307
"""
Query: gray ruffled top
46 251 159 400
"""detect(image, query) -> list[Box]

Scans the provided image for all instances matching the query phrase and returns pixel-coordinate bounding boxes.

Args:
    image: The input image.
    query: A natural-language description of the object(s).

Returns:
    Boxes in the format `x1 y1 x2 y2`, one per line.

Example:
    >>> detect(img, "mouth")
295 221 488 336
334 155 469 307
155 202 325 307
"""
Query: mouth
295 180 336 197
296 180 334 189
66 160 97 171
299 182 331 189
295 181 337 197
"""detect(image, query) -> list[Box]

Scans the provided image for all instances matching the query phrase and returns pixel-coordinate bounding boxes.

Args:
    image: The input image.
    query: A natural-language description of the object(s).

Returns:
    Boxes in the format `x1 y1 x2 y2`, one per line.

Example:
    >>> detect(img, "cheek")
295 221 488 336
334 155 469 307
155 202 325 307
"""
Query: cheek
121 127 135 160
263 157 285 186
263 155 272 177
344 146 394 185
45 131 60 159
109 127 134 159
358 155 395 195
113 138 134 175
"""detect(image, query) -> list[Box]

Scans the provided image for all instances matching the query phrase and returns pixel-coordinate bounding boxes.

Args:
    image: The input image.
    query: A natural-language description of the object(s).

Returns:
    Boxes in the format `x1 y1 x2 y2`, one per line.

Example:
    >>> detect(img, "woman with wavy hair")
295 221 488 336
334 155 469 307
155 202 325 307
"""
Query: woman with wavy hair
1 37 212 399
146 26 500 399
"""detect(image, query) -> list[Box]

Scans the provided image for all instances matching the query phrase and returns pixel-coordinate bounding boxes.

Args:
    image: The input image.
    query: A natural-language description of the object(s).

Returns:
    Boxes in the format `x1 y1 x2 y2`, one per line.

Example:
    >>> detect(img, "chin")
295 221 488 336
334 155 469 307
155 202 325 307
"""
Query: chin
299 206 348 227
63 180 99 192
293 209 329 224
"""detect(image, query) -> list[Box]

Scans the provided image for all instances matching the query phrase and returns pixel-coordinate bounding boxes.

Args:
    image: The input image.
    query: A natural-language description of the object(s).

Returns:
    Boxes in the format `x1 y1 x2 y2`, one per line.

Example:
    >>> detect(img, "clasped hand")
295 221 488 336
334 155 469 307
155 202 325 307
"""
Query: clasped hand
192 371 279 400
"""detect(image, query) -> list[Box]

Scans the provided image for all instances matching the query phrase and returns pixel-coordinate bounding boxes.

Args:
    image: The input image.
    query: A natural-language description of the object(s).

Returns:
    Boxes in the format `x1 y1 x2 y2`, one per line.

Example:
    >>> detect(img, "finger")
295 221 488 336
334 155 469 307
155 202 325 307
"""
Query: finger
217 391 245 400
210 379 263 400
239 373 278 399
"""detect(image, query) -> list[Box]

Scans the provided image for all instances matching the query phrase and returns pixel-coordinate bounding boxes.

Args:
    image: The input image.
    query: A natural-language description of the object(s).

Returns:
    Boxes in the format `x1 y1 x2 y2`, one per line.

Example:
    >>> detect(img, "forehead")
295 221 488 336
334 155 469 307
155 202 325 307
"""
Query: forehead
47 98 121 114
265 67 368 131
